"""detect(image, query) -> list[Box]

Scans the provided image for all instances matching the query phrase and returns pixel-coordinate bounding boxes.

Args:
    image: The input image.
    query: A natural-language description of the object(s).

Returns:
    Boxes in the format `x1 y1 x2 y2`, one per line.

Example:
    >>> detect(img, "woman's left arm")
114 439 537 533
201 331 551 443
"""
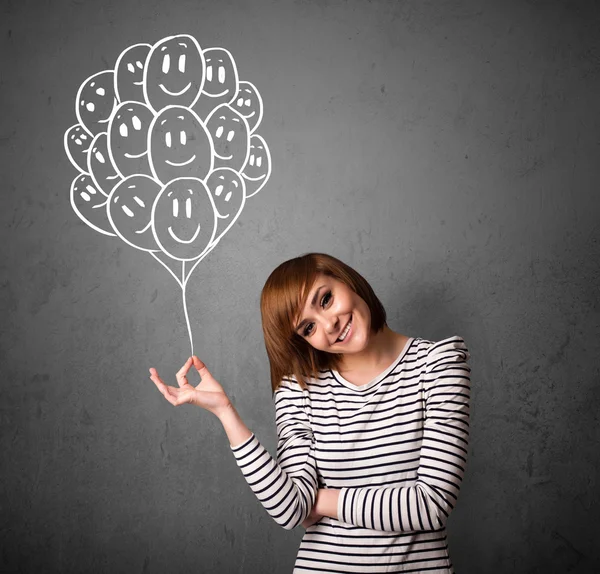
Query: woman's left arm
313 336 471 532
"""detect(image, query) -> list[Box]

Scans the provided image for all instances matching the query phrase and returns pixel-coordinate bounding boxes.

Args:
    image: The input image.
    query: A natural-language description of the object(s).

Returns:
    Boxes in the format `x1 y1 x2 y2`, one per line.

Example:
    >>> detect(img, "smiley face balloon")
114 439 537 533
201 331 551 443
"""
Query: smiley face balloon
64 124 94 173
107 175 162 251
148 105 214 185
193 47 239 120
76 70 117 136
205 168 246 246
115 43 152 104
143 35 205 113
151 178 217 261
241 134 271 198
88 133 122 195
70 174 116 236
231 81 263 134
205 104 250 172
108 101 154 178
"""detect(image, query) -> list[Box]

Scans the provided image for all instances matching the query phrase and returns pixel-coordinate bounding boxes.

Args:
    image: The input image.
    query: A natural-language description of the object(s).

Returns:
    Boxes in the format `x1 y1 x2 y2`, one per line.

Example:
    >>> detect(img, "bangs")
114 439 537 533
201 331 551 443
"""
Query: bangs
278 264 319 339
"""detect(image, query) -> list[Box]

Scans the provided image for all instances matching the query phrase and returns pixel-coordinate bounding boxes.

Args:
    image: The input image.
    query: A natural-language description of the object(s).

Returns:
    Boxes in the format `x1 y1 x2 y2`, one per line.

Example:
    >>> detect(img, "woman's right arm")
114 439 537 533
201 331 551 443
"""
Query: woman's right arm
224 381 319 530
149 357 318 530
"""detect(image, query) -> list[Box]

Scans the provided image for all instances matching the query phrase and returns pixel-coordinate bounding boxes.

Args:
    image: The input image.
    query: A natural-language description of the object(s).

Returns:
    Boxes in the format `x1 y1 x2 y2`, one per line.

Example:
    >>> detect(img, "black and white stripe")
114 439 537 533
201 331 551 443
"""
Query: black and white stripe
231 336 471 573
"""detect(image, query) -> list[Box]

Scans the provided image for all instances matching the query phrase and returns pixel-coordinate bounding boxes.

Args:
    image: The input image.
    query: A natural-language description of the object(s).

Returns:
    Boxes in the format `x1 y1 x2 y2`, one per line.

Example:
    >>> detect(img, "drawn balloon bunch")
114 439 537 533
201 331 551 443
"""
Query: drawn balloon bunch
64 34 271 352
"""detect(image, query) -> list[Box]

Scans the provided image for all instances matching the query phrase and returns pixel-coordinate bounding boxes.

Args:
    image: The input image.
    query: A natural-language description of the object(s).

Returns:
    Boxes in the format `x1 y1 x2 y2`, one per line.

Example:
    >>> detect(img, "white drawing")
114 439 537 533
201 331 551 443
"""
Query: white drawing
193 47 239 120
108 101 155 178
204 167 246 246
143 35 205 114
231 81 263 134
70 174 115 237
151 177 217 262
148 105 214 184
64 124 93 173
114 43 152 104
76 70 117 136
63 34 272 354
242 134 271 198
205 104 250 172
107 175 162 252
87 132 122 195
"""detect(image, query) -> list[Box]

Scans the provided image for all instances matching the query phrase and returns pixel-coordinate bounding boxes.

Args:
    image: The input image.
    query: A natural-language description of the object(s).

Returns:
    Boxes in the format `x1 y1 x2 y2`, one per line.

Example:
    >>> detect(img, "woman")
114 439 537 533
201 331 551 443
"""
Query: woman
149 252 471 573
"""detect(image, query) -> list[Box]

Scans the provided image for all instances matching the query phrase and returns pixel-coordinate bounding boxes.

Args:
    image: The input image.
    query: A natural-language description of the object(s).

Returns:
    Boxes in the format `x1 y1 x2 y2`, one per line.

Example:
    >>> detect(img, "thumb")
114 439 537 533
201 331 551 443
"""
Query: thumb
192 355 212 379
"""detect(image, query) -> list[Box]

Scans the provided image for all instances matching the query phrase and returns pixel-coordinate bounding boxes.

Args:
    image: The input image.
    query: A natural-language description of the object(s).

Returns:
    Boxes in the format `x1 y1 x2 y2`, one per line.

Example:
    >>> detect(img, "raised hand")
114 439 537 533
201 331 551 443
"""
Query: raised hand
149 356 231 416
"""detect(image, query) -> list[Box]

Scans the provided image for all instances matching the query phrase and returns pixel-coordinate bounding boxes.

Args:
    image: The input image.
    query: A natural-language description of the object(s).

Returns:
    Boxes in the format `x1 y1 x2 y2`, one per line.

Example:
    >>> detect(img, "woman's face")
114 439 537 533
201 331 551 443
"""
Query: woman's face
294 273 372 354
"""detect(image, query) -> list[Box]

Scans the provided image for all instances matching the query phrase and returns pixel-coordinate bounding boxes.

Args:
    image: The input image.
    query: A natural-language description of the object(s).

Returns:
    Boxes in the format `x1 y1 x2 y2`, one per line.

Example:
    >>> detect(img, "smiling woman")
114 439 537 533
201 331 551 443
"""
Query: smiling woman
149 252 471 573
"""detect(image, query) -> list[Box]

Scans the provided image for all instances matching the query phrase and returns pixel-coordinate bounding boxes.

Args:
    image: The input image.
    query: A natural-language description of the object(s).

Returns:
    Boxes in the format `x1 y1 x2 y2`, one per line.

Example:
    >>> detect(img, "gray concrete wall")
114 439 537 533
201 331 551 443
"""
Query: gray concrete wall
1 0 599 572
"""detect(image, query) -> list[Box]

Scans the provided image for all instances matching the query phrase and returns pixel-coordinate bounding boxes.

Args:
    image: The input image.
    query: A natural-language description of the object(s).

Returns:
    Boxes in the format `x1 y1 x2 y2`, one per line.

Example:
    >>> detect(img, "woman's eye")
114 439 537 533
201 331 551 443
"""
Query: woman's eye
303 323 314 337
321 291 332 307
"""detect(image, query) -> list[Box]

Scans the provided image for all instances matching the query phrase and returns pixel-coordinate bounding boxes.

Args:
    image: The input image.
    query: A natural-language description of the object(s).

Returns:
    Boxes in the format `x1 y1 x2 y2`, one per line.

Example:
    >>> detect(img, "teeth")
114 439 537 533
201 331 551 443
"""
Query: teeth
337 318 352 342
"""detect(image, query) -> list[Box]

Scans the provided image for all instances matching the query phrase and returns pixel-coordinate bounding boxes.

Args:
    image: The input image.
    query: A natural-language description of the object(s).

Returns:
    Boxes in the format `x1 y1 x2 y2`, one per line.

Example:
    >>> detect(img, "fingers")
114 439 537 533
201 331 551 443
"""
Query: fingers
149 366 194 407
149 368 174 401
175 357 193 388
192 355 210 378
149 368 181 405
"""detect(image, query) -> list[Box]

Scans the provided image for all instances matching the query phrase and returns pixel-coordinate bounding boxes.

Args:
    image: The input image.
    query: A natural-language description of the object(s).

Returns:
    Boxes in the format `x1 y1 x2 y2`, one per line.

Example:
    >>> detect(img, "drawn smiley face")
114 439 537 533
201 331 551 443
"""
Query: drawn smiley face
64 124 93 173
151 178 217 261
205 104 249 172
114 43 151 104
70 174 115 236
202 48 238 101
87 133 122 195
205 168 246 245
148 105 214 185
193 47 239 120
107 175 162 251
241 134 271 198
108 101 154 178
231 81 263 133
76 70 117 136
144 35 204 113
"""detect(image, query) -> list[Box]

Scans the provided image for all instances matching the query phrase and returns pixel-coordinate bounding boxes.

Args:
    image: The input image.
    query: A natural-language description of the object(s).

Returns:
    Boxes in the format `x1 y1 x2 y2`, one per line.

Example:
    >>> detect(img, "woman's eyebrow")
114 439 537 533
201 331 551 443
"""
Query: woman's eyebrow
295 285 326 332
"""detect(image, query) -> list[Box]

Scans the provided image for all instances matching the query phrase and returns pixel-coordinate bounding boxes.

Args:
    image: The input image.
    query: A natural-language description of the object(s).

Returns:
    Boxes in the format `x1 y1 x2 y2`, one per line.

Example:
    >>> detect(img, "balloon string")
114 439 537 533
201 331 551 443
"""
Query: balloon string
183 241 217 286
149 251 183 289
182 261 194 356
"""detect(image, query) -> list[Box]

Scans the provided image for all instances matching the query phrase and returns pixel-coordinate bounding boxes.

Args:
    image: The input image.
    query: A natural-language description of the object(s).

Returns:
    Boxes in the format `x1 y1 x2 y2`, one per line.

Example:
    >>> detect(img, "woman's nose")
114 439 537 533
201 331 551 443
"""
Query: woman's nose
324 314 339 334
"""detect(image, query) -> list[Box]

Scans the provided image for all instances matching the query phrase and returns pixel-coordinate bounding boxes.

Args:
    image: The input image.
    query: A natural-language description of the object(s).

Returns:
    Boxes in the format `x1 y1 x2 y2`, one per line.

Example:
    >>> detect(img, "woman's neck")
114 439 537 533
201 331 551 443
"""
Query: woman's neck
337 325 406 375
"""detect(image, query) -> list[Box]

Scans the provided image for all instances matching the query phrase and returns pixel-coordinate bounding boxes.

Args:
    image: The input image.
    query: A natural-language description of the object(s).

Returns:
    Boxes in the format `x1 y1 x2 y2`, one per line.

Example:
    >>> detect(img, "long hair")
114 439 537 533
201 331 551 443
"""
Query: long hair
260 253 387 392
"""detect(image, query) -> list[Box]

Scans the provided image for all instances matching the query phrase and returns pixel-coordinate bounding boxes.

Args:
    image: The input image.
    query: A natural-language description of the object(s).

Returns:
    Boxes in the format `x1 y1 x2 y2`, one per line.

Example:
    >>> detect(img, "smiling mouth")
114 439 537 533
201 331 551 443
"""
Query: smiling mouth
242 173 266 182
166 155 196 167
124 150 148 159
133 80 144 86
336 316 353 344
168 224 201 244
159 82 192 97
136 221 152 234
214 151 233 160
204 89 229 98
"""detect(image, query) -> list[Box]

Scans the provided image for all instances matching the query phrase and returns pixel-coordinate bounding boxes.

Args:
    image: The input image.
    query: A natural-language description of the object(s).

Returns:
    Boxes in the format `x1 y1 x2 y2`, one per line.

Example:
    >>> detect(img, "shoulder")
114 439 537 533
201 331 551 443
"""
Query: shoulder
274 375 311 399
424 334 469 354
421 335 471 372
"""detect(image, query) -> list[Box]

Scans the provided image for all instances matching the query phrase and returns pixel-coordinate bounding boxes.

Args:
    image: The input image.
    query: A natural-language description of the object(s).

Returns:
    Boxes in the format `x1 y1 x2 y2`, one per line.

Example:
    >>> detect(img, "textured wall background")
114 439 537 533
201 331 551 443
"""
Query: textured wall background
1 0 599 572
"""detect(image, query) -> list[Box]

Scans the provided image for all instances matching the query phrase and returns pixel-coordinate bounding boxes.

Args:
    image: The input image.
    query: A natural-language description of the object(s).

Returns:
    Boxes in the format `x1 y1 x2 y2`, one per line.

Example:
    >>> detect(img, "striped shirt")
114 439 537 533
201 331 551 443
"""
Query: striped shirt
231 335 471 573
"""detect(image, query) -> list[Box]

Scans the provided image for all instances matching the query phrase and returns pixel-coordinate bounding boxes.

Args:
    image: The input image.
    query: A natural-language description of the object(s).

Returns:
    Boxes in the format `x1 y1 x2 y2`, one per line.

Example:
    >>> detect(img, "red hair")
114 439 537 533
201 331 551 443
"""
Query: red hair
260 253 387 392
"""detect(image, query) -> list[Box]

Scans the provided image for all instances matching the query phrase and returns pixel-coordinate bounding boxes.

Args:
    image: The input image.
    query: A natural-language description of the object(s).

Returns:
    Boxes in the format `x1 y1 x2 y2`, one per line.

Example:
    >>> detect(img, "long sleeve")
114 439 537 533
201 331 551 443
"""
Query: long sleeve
230 379 318 530
337 336 471 532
